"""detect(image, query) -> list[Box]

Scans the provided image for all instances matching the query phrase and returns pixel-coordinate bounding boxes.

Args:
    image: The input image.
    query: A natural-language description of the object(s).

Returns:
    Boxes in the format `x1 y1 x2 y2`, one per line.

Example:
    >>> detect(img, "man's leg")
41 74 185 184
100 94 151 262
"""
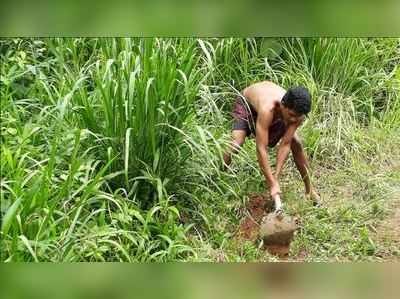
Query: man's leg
291 134 321 205
290 133 312 194
223 129 247 168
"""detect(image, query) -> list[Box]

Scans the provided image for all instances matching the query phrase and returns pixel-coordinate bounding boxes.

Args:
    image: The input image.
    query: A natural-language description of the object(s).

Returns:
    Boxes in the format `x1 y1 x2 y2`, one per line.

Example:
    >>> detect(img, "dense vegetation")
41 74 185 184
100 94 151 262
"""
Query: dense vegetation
1 38 399 261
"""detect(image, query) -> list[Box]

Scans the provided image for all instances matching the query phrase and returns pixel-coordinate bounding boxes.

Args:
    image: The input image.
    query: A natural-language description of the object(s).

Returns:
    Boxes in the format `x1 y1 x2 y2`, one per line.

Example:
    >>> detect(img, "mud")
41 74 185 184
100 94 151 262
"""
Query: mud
237 193 298 257
237 193 271 242
238 216 259 242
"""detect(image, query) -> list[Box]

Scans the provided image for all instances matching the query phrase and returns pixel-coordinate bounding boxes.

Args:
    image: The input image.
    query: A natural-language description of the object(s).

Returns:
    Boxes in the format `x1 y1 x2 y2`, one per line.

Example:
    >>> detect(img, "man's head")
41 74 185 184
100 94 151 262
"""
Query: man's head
281 86 312 124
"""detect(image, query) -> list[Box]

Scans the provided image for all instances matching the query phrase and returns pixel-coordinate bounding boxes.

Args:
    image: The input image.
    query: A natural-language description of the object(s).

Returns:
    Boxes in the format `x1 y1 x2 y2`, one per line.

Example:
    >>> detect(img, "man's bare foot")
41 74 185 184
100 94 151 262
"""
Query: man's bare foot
306 189 321 207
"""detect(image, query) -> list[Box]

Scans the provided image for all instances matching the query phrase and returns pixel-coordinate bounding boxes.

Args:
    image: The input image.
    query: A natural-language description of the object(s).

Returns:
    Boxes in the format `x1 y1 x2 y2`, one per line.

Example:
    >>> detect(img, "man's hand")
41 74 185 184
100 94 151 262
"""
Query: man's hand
270 181 283 214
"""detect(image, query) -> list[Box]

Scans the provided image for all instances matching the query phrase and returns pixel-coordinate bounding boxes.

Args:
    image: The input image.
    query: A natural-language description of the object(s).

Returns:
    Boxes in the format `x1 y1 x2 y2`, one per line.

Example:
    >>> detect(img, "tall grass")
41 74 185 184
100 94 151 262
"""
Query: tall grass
0 38 201 261
64 38 203 205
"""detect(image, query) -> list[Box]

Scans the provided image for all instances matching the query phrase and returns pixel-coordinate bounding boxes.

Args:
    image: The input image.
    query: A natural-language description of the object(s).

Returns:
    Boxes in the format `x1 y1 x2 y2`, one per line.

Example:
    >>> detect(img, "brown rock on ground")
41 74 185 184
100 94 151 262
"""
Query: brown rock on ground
237 193 298 257
260 212 298 256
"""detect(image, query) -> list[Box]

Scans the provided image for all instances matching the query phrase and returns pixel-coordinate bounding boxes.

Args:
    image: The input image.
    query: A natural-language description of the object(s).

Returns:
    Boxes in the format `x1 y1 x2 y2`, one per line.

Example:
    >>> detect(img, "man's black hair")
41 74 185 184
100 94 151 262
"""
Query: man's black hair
281 86 312 115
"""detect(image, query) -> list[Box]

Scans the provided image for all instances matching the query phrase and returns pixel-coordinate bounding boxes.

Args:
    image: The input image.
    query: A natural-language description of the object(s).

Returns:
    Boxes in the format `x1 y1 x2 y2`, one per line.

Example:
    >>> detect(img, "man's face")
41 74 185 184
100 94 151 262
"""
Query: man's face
281 106 305 125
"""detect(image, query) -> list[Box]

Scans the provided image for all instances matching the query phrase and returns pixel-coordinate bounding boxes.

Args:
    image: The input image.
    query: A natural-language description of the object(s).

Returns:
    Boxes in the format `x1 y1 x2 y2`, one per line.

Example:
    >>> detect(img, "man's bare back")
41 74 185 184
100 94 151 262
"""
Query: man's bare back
243 81 286 115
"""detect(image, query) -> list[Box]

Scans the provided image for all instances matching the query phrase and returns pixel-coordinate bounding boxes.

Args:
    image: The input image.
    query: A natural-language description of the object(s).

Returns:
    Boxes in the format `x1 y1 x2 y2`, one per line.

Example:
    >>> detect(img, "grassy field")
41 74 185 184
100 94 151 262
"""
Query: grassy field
1 38 399 262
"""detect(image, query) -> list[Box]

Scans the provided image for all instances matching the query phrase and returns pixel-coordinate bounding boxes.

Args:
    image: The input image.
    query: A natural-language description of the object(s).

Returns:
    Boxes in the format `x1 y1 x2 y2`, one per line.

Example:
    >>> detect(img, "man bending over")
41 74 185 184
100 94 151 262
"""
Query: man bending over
223 81 320 212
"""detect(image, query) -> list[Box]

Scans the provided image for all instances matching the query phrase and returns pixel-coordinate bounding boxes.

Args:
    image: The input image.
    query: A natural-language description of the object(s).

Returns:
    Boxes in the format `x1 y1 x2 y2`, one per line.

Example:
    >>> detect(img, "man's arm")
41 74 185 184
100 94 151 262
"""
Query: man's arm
275 121 301 178
255 110 280 196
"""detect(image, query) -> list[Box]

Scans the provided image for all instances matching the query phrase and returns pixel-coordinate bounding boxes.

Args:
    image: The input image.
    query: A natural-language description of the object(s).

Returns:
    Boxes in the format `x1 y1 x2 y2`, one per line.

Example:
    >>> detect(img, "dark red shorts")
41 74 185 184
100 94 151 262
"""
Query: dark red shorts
231 95 287 148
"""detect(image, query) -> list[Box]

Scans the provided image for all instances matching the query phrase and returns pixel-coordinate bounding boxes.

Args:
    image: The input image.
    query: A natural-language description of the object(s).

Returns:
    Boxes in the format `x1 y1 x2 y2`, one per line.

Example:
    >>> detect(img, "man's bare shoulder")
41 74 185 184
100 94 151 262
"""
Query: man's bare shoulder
257 104 275 122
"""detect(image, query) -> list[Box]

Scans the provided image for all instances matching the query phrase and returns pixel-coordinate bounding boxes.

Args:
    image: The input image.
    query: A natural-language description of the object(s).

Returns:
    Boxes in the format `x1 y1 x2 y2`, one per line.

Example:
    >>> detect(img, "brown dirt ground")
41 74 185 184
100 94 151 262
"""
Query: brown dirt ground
236 193 271 241
374 198 400 260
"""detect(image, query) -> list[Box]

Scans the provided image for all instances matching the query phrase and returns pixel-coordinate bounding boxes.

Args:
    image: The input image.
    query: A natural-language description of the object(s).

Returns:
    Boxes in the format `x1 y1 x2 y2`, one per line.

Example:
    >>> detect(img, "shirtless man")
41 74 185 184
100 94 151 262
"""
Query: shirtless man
223 81 320 212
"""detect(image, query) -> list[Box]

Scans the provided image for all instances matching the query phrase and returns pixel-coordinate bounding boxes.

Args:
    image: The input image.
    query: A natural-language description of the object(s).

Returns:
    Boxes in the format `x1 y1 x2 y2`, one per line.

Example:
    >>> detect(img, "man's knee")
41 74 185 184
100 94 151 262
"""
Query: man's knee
231 139 244 153
231 130 247 151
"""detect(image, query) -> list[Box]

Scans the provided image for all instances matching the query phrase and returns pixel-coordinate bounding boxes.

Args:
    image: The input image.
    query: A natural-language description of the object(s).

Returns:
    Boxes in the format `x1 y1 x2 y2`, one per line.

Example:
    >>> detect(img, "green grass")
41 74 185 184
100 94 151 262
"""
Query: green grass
1 38 399 261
